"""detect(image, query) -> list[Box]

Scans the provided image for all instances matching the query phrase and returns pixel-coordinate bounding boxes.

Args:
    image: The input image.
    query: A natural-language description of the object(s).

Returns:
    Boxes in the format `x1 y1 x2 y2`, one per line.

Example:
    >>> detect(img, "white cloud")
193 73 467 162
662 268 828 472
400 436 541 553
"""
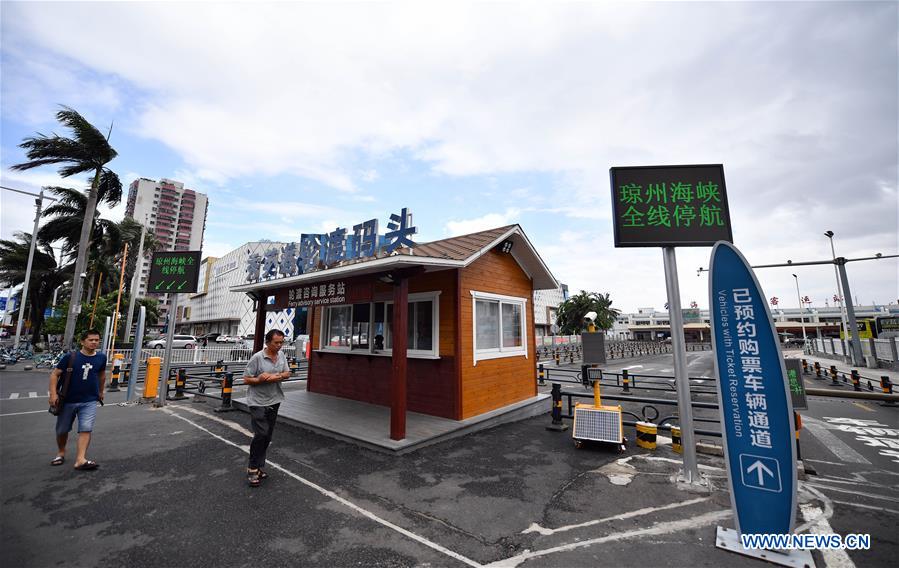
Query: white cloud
1 2 895 309
445 209 521 237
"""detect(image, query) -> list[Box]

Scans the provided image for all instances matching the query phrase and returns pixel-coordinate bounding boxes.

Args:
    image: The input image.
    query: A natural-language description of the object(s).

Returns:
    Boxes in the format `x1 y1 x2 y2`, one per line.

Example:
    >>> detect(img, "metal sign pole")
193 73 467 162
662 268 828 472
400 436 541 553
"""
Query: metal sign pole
101 316 112 354
127 306 146 402
662 247 703 485
157 293 179 407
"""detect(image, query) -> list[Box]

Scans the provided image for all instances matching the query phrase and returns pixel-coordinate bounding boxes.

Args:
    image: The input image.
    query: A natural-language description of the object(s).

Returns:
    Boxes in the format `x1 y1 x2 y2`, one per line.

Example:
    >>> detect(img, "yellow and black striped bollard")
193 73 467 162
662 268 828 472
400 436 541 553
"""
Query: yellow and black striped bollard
636 422 657 450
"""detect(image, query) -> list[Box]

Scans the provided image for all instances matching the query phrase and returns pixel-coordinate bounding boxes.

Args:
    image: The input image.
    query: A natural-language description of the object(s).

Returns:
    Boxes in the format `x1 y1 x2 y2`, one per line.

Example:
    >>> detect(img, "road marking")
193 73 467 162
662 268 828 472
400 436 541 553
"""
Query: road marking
832 499 899 516
621 365 644 370
522 496 711 536
802 416 871 464
486 510 731 568
851 402 874 413
805 482 899 503
28 392 38 398
0 409 50 416
3 392 48 400
8 393 18 400
800 504 856 568
163 407 482 568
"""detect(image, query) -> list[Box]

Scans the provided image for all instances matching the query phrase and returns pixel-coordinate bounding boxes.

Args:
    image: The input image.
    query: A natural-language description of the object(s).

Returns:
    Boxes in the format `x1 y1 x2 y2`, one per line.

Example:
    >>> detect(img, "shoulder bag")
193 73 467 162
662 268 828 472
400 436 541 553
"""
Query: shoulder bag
48 352 76 416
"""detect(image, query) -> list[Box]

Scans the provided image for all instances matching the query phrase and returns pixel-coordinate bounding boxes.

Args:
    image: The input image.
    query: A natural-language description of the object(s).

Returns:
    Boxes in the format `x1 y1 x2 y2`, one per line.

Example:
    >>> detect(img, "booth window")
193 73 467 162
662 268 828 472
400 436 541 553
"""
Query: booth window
320 292 440 357
472 291 528 364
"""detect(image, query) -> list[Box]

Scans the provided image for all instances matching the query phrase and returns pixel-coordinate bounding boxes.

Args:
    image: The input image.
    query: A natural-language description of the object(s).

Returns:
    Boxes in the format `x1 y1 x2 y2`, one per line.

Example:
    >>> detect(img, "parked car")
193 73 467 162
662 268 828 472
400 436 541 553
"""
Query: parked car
146 335 197 349
198 333 221 343
215 335 236 343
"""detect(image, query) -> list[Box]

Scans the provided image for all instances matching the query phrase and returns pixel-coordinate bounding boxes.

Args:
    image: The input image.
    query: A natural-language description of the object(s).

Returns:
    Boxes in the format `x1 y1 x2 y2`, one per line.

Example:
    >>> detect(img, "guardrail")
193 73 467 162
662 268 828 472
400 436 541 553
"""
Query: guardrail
113 346 300 365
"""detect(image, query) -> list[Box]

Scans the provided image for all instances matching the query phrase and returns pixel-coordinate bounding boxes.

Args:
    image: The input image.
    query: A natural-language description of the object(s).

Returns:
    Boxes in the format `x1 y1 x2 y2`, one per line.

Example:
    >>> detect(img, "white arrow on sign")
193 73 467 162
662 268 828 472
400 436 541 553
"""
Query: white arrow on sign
747 460 774 486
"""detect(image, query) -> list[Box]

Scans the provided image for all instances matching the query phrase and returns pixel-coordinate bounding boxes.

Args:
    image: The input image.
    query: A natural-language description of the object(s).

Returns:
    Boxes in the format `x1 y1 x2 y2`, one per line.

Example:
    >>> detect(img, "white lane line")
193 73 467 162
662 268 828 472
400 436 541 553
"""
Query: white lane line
167 404 254 437
9 393 19 400
800 504 856 568
28 392 38 398
802 416 871 465
0 409 49 416
832 499 899 516
486 510 731 568
805 482 899 503
621 365 644 370
522 496 711 536
163 407 482 568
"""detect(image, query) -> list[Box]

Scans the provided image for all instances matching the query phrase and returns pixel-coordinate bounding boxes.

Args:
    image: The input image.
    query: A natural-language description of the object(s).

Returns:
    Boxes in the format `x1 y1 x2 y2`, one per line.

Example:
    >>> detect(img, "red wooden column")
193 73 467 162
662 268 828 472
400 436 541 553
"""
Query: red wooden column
390 277 409 440
253 292 267 353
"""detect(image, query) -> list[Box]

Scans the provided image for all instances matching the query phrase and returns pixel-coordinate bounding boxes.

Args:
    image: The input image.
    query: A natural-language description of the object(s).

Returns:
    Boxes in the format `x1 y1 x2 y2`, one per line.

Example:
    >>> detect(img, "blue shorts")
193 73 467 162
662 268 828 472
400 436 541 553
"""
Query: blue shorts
55 401 98 436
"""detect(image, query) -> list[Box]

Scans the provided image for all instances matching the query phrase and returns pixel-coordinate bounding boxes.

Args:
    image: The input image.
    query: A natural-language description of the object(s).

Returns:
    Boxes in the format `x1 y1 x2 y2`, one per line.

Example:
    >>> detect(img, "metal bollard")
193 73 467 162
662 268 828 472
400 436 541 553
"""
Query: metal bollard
108 353 124 392
554 351 560 366
814 361 822 378
621 369 631 394
830 365 841 386
671 426 683 454
214 360 225 378
170 368 188 400
215 372 235 413
538 363 546 386
881 376 897 407
545 383 568 431
801 359 809 375
289 357 299 375
636 422 657 450
143 357 162 400
850 369 861 392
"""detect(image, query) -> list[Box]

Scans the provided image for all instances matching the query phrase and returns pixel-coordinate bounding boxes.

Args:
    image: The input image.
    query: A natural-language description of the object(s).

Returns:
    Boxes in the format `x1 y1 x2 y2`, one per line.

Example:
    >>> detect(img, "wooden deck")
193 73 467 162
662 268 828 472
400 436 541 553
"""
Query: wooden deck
233 390 551 454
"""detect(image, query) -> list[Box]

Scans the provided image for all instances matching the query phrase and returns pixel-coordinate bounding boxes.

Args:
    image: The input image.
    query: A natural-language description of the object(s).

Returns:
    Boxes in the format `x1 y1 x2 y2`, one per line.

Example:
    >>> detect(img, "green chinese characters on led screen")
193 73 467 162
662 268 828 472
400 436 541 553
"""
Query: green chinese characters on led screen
610 165 733 247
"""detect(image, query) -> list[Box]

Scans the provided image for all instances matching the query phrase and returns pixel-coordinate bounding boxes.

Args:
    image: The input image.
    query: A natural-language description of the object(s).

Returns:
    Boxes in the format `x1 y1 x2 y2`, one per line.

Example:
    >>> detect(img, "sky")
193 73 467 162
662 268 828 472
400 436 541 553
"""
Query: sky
1 1 897 314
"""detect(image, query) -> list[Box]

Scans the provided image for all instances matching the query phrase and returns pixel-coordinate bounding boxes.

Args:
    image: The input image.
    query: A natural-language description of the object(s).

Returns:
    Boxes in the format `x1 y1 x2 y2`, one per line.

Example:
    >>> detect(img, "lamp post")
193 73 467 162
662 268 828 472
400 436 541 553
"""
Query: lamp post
824 230 851 357
792 274 808 353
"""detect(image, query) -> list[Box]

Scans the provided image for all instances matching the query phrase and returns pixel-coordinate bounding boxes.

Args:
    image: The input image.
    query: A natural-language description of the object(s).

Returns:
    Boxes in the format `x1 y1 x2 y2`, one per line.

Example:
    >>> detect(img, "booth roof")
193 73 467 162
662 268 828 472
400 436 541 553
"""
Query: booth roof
231 224 559 294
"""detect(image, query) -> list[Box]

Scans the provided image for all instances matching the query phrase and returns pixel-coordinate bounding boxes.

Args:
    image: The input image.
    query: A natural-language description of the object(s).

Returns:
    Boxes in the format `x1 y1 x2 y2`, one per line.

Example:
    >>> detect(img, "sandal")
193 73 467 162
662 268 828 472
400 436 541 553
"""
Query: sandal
258 468 268 480
247 469 261 487
50 456 65 466
74 460 99 471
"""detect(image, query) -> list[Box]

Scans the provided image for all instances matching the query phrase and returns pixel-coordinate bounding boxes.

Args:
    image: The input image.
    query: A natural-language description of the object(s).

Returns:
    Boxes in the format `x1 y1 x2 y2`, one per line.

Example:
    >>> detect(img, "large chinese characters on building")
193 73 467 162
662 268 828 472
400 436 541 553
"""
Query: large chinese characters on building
610 165 733 247
245 208 418 282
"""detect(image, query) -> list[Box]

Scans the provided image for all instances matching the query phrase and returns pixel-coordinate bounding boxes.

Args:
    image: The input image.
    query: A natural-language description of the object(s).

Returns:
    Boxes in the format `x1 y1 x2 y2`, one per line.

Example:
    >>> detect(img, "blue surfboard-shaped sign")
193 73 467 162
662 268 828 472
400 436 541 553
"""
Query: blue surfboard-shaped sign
709 241 796 536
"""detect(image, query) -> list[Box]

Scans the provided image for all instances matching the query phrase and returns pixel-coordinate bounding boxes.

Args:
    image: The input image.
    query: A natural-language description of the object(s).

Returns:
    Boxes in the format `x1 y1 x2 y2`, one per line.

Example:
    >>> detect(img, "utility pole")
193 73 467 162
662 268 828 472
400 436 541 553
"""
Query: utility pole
124 215 148 343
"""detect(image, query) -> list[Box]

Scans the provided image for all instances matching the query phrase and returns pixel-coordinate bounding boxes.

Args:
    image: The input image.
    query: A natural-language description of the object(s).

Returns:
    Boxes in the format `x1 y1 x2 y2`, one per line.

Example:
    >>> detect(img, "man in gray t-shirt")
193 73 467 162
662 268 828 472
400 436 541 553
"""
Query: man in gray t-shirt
243 329 290 487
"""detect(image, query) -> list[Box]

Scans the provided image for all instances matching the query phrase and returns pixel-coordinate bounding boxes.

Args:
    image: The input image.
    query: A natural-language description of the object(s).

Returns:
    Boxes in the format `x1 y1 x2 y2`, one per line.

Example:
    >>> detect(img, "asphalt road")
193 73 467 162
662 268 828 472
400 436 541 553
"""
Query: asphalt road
2 355 897 567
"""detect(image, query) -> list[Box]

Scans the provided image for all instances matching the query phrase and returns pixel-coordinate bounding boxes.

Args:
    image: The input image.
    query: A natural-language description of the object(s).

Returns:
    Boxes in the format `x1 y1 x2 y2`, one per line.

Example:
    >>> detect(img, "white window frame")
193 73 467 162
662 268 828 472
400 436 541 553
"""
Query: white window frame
317 291 441 359
471 290 528 365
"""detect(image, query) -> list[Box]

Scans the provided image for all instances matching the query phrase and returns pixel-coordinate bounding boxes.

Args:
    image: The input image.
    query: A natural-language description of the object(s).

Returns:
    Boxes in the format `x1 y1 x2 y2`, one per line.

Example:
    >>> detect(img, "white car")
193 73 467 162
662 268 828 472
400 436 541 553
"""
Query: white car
146 335 197 349
215 335 235 343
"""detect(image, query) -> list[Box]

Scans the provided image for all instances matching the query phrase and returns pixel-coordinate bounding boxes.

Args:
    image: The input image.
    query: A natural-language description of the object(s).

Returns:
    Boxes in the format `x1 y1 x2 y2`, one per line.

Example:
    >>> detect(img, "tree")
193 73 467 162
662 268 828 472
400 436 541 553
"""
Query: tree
42 294 160 344
556 290 620 335
0 232 71 344
11 106 120 349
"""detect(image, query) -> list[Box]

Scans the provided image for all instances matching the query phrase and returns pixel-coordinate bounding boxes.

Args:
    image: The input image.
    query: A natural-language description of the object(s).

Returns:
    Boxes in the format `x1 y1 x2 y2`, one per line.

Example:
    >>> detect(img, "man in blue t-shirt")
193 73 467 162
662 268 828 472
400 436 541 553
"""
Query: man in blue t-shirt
49 329 107 470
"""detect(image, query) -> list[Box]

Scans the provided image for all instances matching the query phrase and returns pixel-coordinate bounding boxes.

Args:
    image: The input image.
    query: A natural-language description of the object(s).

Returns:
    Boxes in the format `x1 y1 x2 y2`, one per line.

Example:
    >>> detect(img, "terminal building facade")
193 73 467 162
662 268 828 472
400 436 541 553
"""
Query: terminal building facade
610 305 899 342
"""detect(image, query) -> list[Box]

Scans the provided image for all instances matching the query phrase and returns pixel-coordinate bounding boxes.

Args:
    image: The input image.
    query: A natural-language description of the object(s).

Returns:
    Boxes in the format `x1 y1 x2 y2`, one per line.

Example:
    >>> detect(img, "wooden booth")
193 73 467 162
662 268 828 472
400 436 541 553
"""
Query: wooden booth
232 224 558 440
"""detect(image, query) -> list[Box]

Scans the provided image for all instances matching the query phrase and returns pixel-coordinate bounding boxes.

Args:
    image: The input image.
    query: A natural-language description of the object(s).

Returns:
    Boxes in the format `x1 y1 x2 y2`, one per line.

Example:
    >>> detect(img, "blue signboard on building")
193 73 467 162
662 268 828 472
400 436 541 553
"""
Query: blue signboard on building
709 241 796 536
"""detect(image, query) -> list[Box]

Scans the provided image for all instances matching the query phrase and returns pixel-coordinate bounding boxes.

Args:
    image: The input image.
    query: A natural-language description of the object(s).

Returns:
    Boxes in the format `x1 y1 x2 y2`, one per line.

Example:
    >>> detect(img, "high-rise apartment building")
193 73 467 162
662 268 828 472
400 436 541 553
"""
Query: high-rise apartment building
125 178 209 321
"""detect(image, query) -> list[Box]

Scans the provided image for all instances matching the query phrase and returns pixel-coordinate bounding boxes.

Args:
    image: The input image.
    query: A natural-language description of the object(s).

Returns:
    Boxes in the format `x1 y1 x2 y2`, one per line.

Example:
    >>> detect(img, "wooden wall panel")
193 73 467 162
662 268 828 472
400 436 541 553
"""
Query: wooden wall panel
306 269 460 419
459 250 537 419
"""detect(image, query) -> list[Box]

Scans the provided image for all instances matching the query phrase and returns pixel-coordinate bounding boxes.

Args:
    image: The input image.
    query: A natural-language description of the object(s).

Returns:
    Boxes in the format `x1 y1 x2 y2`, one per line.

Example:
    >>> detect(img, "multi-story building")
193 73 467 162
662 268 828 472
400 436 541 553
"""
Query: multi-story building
125 178 209 321
178 242 300 339
609 304 899 342
534 284 569 337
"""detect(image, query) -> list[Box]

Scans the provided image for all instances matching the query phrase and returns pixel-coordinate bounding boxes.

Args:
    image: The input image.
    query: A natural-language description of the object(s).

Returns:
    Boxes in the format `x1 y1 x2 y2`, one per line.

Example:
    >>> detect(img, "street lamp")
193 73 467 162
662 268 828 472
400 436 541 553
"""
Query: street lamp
792 274 808 353
824 230 851 350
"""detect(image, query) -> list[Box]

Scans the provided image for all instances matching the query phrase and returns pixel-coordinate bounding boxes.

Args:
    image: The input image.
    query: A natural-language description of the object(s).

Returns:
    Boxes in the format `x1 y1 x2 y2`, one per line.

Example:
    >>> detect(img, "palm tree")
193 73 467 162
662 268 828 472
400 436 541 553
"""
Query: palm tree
556 290 621 335
11 106 120 349
0 233 71 344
